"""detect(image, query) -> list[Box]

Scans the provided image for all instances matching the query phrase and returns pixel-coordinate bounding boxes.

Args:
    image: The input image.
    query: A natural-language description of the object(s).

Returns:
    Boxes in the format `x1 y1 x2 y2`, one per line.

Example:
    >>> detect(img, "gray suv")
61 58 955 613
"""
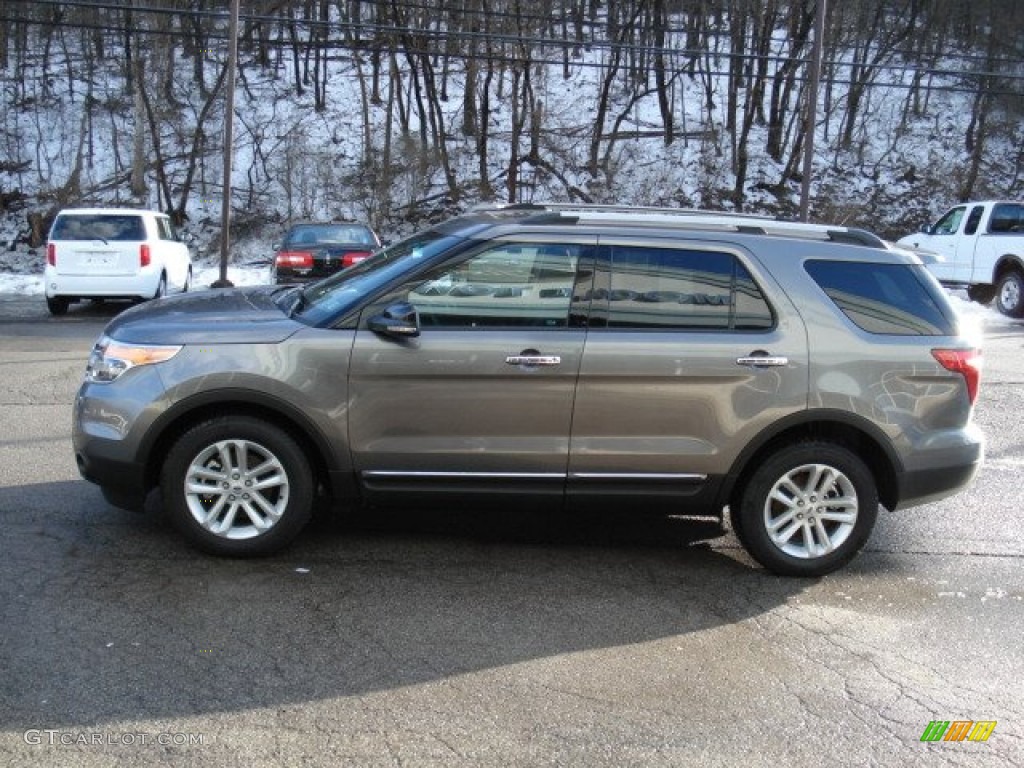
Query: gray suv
73 205 984 576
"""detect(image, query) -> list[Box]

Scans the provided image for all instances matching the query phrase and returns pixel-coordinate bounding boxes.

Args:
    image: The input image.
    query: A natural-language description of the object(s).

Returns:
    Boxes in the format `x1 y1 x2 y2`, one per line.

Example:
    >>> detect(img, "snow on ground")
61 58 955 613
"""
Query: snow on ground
0 264 271 296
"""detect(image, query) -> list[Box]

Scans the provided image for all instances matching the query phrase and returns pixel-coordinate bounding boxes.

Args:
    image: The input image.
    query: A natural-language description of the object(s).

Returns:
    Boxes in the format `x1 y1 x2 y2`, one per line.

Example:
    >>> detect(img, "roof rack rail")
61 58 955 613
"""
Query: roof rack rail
470 202 886 248
492 202 779 221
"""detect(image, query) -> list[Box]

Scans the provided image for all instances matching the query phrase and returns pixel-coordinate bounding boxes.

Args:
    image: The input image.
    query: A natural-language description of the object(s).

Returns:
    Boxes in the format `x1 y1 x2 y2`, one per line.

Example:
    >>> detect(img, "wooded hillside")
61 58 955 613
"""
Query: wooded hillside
1 0 1022 245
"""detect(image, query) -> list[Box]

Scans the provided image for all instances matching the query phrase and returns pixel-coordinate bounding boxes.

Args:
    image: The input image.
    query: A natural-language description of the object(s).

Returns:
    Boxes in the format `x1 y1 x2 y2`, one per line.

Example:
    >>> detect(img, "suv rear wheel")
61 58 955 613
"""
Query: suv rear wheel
732 442 878 577
161 416 314 556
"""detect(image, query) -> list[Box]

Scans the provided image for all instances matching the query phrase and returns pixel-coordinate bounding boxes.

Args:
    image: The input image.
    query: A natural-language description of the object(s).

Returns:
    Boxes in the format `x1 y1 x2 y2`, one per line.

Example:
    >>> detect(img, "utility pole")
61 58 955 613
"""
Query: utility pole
213 0 240 288
799 0 827 222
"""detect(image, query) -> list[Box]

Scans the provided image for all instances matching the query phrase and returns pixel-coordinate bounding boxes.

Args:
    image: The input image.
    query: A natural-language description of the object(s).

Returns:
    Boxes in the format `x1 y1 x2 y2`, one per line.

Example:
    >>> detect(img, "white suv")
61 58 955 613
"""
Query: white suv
44 208 193 315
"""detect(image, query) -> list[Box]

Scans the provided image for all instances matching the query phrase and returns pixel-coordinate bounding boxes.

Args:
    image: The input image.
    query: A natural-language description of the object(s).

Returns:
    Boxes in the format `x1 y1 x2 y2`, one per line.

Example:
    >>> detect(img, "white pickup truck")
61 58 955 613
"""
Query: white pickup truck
898 200 1024 318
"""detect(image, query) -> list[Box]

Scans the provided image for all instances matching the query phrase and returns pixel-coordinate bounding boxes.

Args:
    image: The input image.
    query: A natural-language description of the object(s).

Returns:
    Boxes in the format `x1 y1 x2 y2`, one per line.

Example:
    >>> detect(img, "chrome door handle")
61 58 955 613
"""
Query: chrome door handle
736 355 789 367
505 355 561 366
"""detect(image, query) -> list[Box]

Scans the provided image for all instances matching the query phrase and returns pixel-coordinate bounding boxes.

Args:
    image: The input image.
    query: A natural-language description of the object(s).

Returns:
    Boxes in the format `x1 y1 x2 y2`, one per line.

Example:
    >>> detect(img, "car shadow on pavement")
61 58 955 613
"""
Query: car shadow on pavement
0 480 809 730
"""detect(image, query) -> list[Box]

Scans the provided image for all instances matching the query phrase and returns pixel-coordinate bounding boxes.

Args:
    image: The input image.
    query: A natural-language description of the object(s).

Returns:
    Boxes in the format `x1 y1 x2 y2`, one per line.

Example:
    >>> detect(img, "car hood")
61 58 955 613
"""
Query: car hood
104 286 304 345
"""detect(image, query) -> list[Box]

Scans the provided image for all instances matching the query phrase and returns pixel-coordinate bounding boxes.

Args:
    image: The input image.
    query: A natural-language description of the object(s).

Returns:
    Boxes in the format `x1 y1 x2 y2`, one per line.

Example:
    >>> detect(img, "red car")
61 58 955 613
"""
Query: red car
272 222 382 284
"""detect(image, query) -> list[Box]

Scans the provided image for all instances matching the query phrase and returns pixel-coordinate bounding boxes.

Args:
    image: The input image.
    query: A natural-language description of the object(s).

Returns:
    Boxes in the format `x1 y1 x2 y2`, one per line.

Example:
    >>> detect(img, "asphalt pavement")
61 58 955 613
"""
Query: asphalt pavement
0 293 1021 767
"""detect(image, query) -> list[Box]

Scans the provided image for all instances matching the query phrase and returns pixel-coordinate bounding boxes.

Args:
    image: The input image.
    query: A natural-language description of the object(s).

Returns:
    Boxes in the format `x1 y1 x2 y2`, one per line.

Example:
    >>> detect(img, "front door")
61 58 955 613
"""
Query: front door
348 235 595 499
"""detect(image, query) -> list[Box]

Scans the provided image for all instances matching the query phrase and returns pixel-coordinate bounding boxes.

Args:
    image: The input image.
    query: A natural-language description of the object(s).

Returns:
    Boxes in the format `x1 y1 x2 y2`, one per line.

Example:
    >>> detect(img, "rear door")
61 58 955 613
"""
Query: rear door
348 234 595 499
567 238 808 509
51 213 144 276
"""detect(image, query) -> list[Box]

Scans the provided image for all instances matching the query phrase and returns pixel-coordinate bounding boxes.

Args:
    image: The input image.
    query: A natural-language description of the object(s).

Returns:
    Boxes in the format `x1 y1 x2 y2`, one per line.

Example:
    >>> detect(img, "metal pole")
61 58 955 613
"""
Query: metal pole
213 0 240 288
799 0 826 222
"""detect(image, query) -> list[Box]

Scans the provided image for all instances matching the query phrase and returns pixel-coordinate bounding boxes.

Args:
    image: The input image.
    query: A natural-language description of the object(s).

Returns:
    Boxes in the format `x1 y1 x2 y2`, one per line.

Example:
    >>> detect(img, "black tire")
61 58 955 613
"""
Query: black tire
152 273 167 300
160 416 315 556
731 441 878 577
995 271 1024 318
46 296 69 316
181 267 192 293
966 283 995 305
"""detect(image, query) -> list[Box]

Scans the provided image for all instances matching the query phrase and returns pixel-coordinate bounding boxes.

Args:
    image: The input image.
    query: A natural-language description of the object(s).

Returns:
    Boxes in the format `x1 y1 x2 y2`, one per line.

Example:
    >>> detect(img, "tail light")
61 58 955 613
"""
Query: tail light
140 243 151 267
47 243 56 266
275 251 313 269
932 348 981 405
342 251 371 268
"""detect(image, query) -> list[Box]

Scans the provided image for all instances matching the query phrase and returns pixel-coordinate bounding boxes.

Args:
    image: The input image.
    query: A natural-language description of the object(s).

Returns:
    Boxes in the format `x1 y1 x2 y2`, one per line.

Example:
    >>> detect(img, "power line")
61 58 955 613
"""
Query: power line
7 0 1024 70
2 19 1018 99
4 10 1024 81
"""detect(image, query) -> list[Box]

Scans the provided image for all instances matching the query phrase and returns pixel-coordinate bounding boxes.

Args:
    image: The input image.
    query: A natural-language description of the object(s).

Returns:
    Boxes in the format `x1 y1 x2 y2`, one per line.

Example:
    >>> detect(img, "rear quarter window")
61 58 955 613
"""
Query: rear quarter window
805 260 957 336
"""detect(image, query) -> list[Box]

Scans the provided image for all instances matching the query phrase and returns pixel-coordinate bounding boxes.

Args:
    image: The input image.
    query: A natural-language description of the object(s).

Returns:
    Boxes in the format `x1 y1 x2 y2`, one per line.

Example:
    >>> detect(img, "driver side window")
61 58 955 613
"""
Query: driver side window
933 207 965 236
405 242 585 328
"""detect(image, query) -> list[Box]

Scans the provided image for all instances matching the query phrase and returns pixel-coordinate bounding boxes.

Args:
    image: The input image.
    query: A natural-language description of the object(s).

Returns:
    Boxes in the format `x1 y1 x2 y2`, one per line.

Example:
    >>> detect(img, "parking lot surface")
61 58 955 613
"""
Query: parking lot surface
0 295 1021 767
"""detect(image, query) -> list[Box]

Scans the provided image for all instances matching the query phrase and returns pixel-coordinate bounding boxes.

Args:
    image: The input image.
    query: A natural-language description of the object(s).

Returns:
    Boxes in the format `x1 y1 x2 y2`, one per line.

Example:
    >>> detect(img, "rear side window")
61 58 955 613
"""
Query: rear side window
156 217 177 241
594 245 773 330
50 214 146 242
988 203 1024 234
805 260 957 336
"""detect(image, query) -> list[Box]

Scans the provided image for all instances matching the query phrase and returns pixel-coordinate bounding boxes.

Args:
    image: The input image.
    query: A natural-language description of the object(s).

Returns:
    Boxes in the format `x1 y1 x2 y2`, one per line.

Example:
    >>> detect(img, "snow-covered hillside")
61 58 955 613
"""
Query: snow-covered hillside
1 1 1022 281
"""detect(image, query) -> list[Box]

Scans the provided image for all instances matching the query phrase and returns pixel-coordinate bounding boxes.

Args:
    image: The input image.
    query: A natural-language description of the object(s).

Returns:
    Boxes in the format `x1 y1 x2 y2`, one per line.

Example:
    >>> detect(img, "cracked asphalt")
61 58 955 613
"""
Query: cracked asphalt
0 295 1021 767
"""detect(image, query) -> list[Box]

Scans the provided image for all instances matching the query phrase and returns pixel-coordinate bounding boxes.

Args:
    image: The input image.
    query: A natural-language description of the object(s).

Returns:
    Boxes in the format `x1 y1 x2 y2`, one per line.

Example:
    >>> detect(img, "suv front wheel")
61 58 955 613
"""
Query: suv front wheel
161 416 314 556
732 442 878 577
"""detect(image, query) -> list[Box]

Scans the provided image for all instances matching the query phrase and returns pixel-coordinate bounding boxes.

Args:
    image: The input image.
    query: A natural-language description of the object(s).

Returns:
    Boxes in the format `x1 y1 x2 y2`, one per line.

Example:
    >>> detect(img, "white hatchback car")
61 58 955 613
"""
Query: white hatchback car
44 208 193 315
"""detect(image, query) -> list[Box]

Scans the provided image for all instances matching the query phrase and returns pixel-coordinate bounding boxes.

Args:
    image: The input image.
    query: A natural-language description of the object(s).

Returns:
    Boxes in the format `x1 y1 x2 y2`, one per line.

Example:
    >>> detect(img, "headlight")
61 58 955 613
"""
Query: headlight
85 335 182 383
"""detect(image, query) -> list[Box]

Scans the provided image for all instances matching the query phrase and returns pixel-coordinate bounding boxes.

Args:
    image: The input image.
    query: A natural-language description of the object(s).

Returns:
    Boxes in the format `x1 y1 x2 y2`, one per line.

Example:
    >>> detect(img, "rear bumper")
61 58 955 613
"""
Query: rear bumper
273 266 344 284
45 267 161 299
893 435 984 510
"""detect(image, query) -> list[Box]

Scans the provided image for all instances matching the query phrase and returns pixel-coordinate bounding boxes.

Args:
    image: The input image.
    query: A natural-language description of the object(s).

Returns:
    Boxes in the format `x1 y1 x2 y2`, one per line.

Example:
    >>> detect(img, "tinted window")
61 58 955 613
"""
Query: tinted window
964 206 984 236
51 214 146 241
405 242 586 328
598 246 773 330
805 260 957 335
988 203 1024 234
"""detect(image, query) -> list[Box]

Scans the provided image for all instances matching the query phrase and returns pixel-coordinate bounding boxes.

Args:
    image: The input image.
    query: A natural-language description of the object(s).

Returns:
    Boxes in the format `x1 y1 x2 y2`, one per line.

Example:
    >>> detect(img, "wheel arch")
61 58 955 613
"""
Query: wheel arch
992 253 1024 283
719 411 902 514
139 388 349 500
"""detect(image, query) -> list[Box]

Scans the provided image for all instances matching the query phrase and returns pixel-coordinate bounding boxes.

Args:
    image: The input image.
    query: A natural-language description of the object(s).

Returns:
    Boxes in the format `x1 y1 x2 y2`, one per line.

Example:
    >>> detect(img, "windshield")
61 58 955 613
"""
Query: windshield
282 230 467 326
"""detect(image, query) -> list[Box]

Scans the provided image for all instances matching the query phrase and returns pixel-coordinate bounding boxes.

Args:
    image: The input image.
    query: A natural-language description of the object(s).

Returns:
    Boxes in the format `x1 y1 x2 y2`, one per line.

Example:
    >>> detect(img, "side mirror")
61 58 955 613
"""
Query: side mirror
919 224 932 234
368 302 420 338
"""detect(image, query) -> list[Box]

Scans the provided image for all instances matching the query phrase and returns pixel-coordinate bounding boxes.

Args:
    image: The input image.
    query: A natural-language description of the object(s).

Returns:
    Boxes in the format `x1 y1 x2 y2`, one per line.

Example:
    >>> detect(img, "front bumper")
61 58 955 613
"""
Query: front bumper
72 365 170 507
